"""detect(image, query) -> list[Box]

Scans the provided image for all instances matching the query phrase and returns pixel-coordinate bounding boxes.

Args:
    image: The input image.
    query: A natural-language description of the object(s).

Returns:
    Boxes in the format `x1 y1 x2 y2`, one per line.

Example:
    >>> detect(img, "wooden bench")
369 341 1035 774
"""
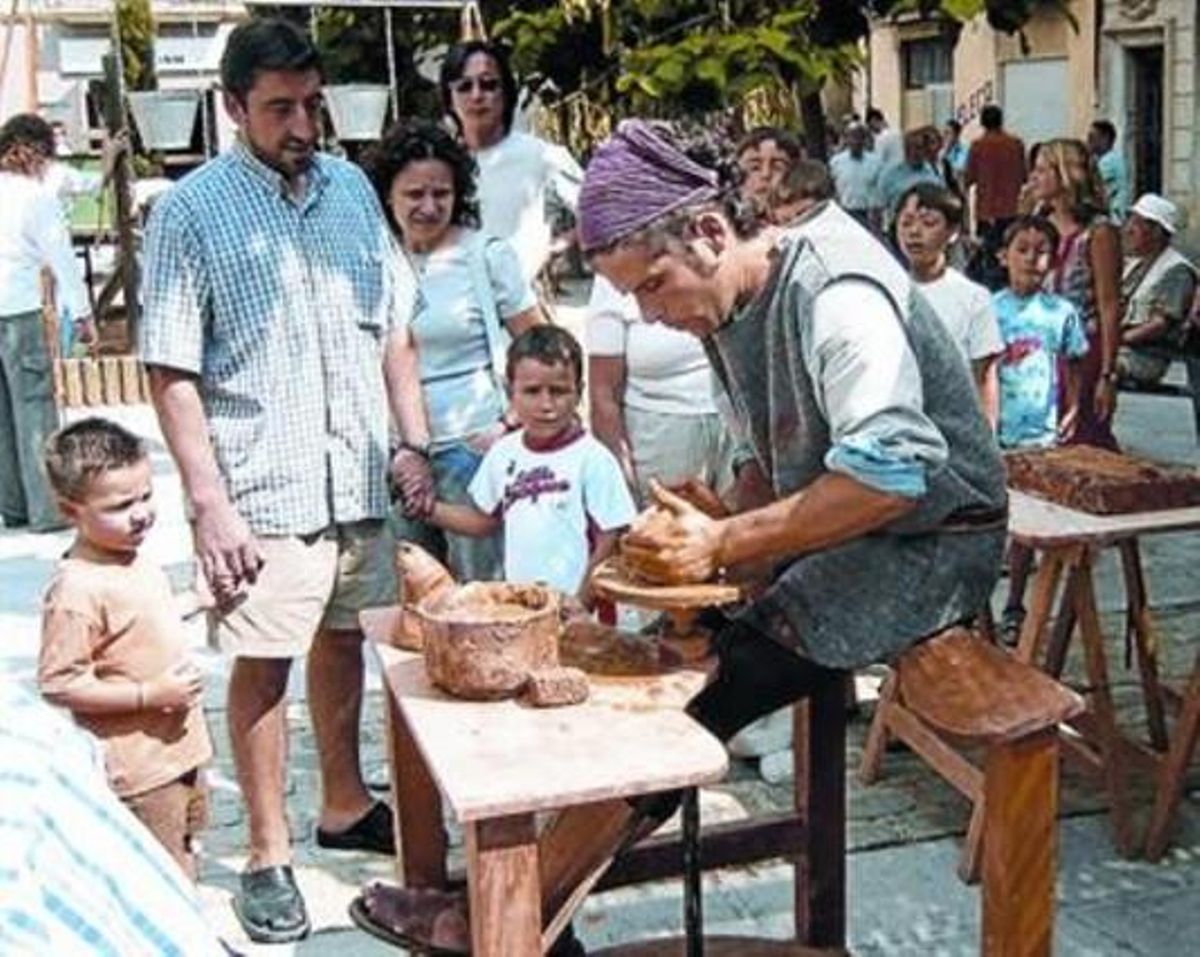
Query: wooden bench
859 628 1084 955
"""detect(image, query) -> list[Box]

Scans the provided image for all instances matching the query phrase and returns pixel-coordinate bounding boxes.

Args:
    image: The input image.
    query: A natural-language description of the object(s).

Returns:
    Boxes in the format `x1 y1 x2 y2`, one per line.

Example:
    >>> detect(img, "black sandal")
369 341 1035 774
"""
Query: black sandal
315 800 396 854
232 865 310 944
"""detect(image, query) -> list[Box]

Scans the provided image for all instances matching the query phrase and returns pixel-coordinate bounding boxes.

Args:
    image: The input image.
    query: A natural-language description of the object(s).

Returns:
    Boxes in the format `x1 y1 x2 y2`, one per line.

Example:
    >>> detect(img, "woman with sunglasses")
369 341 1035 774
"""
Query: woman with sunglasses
365 120 544 582
0 114 94 532
439 40 584 288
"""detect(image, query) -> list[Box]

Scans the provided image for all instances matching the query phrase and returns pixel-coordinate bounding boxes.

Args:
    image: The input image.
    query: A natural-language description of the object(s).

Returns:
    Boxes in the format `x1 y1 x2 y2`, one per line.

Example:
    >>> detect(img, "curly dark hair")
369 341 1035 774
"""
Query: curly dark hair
0 113 54 174
363 120 480 238
439 40 518 137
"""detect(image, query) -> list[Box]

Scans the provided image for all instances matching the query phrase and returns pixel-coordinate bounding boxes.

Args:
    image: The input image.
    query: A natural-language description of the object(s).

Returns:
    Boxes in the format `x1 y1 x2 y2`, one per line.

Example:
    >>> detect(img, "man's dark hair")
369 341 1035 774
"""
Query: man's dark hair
220 17 322 101
735 126 802 163
43 417 146 502
363 120 480 236
1002 214 1060 252
946 118 962 136
865 107 885 125
0 113 54 159
506 325 584 392
1090 119 1117 149
980 105 1003 131
439 41 519 137
896 181 964 230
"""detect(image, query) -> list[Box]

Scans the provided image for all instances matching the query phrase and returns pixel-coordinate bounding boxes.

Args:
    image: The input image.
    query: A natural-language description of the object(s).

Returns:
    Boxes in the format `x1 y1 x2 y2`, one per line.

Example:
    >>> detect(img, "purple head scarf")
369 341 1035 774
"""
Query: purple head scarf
578 120 721 253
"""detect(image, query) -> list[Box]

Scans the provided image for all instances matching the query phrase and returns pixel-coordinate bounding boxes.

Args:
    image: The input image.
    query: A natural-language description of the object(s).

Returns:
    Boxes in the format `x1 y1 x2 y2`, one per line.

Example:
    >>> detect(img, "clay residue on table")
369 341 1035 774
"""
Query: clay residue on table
559 620 680 677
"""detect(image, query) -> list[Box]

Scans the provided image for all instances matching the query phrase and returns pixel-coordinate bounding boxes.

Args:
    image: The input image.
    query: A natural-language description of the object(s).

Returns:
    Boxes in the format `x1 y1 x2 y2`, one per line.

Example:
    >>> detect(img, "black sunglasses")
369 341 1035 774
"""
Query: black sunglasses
452 76 501 95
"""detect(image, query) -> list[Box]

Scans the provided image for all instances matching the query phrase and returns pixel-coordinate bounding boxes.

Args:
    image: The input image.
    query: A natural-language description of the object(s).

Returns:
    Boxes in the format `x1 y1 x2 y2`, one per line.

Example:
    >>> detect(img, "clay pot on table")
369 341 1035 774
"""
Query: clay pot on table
418 582 561 700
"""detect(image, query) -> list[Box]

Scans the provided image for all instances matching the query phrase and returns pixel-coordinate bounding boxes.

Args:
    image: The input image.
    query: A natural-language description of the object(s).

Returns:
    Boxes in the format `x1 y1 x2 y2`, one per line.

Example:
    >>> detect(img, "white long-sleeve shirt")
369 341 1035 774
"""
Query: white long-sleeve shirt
0 171 91 319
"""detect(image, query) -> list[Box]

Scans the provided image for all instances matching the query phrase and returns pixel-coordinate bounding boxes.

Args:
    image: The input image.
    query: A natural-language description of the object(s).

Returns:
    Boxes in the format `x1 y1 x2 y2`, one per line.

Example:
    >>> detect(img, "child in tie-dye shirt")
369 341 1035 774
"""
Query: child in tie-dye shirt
994 215 1089 641
994 216 1089 450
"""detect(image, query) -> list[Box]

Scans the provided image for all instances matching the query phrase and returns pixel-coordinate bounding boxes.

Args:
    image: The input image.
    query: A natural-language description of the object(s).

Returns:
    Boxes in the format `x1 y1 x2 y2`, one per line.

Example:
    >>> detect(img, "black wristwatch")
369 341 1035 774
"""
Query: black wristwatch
399 440 431 458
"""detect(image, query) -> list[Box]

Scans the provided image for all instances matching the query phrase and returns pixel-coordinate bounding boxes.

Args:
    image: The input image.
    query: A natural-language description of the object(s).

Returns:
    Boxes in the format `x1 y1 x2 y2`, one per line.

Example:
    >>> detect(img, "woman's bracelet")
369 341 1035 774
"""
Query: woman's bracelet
135 681 145 711
398 439 431 458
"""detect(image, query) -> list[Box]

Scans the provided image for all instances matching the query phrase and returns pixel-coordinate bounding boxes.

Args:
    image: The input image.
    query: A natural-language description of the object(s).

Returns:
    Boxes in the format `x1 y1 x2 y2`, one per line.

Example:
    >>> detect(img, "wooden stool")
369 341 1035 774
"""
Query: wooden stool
859 629 1083 955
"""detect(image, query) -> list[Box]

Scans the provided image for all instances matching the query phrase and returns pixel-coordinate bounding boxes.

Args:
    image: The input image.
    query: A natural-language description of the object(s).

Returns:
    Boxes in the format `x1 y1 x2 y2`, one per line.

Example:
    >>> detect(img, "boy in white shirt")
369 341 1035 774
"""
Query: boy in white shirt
419 325 637 599
896 182 1003 428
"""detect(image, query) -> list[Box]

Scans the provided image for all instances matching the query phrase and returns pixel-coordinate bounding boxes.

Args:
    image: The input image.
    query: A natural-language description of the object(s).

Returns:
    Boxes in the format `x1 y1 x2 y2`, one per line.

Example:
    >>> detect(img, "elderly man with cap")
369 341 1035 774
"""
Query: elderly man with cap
1117 193 1198 386
353 120 1008 955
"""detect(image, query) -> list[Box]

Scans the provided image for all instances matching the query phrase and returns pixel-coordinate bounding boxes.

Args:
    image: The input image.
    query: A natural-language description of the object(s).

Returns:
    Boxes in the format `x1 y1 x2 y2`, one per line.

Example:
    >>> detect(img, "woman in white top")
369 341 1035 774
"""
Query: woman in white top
439 41 584 288
0 114 93 531
366 120 543 581
587 275 735 505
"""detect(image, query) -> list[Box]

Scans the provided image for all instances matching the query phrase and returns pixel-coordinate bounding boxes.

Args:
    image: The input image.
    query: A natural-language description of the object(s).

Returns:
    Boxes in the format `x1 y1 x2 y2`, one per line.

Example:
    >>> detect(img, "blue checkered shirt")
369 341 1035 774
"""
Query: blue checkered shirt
140 141 416 536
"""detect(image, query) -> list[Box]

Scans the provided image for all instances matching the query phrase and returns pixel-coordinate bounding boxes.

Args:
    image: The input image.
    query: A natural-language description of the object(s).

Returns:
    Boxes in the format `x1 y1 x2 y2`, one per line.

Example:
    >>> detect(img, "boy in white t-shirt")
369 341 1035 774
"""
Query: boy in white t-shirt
896 182 1003 429
422 325 637 598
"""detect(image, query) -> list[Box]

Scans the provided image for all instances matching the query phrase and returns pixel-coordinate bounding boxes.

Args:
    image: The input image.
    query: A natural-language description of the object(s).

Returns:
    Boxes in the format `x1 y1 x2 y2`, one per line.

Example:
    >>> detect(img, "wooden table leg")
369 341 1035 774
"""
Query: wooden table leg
1072 556 1138 857
1043 557 1085 679
466 813 541 957
792 673 846 949
1144 650 1200 861
981 729 1058 957
384 690 447 887
1117 540 1169 752
1015 547 1068 666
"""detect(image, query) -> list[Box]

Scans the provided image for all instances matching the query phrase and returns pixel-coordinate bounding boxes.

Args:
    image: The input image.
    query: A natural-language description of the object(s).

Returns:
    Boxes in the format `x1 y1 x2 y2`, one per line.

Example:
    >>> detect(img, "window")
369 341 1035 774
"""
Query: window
902 37 953 90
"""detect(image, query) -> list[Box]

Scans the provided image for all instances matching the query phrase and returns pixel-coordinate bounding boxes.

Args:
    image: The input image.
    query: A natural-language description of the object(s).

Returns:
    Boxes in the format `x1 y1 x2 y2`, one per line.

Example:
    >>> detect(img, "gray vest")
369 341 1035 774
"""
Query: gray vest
708 204 1007 668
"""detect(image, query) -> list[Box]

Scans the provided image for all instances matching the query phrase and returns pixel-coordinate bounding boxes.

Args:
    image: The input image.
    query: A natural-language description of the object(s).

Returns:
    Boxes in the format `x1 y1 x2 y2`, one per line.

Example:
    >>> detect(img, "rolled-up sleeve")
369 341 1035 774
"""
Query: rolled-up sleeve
804 279 947 498
139 192 209 374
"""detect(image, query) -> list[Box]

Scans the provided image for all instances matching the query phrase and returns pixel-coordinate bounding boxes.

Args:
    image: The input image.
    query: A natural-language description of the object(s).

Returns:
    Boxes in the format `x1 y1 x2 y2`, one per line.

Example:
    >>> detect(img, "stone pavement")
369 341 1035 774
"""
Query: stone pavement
4 332 1200 954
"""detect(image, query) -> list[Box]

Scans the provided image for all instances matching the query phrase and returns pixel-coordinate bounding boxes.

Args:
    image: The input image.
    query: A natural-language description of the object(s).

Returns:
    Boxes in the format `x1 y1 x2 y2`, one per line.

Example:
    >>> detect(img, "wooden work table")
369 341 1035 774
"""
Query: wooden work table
1009 490 1200 859
360 605 848 955
362 606 727 955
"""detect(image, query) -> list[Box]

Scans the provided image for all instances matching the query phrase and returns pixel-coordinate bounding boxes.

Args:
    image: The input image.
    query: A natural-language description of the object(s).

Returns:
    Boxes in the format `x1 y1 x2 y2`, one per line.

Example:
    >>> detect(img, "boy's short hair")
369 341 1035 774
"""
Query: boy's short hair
44 417 146 502
772 159 835 207
506 325 584 391
896 182 964 231
1002 214 1060 251
736 126 802 163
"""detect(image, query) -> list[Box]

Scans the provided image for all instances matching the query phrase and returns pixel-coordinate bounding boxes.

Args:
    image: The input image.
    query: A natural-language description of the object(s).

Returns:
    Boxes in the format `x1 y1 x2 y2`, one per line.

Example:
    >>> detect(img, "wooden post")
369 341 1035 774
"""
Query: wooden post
981 730 1058 957
792 673 846 948
100 52 140 342
384 690 448 888
466 814 541 957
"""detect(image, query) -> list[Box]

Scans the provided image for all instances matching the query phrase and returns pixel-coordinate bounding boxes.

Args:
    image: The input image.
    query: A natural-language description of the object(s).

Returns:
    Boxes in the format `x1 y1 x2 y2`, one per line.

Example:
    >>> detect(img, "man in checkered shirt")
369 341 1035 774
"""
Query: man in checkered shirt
140 18 424 944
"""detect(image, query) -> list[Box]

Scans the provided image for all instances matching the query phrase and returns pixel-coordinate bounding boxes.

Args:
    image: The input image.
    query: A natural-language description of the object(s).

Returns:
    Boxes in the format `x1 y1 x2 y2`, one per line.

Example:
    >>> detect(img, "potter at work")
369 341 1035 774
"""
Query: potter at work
361 119 1010 954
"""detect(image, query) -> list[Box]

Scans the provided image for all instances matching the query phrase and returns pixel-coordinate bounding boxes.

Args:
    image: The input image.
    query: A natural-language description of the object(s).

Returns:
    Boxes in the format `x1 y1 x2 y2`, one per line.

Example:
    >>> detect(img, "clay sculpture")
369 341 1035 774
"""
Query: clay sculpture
392 543 456 650
1006 446 1200 515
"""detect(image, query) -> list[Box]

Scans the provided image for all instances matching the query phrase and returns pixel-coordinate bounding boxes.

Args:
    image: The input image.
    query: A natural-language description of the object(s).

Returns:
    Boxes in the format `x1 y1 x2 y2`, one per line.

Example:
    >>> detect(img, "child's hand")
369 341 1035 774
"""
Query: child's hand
144 661 204 712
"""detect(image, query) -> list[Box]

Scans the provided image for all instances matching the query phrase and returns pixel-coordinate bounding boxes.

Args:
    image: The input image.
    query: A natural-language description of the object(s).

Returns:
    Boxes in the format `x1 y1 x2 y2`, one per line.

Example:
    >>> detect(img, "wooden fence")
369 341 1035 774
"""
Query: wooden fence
54 356 151 408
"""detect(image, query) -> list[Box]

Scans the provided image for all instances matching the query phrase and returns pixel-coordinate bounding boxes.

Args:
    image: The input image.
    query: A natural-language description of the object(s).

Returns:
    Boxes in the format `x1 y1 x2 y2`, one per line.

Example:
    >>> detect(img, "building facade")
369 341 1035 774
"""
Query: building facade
1 1 244 154
862 0 1198 249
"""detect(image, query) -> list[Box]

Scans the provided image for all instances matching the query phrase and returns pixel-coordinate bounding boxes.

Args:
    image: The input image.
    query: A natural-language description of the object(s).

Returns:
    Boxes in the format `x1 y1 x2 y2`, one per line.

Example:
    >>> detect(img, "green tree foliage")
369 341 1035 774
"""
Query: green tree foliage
116 0 156 92
249 1 1065 146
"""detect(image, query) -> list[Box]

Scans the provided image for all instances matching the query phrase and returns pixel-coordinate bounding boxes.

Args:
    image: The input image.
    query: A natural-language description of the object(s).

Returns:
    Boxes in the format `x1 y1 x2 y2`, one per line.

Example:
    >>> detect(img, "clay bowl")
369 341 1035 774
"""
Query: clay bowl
418 582 560 700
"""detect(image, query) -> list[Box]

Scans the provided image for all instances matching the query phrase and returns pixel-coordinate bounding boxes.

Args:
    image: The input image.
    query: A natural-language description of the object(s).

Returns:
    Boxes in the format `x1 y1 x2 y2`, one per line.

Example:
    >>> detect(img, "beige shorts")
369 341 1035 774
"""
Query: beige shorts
212 520 395 658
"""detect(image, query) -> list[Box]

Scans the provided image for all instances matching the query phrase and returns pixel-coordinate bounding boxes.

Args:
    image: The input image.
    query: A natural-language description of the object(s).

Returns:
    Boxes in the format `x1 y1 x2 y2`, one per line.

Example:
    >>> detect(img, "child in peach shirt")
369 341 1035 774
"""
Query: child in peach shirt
38 417 212 878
